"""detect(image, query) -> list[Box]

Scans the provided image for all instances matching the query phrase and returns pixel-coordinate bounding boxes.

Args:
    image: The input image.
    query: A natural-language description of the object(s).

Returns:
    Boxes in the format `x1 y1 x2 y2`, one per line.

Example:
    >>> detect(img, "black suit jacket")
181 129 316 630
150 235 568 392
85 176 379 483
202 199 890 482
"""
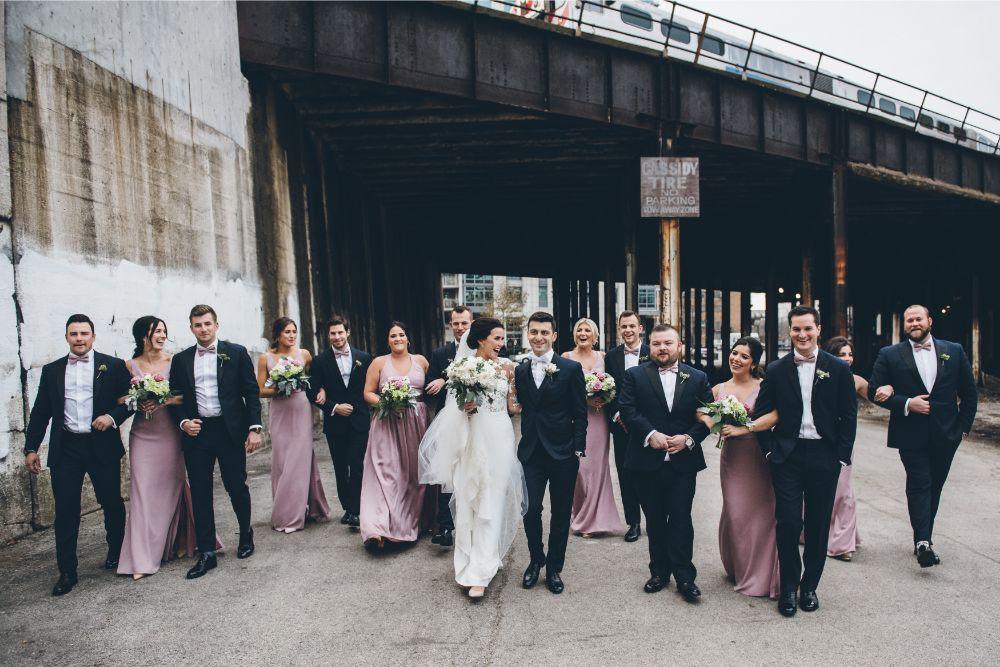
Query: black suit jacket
24 352 132 467
617 361 712 474
514 354 588 462
307 346 373 434
603 342 650 424
425 340 459 413
867 338 977 449
168 340 261 446
754 350 857 464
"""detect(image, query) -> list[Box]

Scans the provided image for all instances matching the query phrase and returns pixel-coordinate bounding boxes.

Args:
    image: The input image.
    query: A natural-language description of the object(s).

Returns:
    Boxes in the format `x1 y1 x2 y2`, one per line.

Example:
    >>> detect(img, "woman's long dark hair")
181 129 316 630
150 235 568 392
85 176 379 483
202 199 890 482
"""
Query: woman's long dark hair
731 336 765 379
824 336 854 358
270 317 297 350
131 316 167 358
466 317 504 352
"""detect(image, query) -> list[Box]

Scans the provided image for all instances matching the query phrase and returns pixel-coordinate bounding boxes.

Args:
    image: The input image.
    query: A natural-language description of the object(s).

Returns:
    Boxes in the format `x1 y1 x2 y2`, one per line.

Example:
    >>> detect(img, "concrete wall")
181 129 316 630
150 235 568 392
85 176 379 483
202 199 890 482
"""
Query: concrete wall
1 2 306 543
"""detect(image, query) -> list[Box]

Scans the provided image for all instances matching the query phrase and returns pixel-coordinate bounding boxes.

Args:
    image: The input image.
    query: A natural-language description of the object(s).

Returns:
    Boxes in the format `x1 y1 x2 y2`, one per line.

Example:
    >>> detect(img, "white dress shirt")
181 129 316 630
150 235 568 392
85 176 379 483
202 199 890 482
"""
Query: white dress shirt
64 349 96 433
623 344 642 370
795 349 822 440
530 350 555 388
905 336 937 416
194 342 222 418
334 347 353 385
643 364 692 461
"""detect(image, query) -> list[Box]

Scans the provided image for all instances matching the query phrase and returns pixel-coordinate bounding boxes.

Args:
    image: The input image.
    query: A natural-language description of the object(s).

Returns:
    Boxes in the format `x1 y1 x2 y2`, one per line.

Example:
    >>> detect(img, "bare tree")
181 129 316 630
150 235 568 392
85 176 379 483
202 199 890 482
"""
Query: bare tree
484 281 527 334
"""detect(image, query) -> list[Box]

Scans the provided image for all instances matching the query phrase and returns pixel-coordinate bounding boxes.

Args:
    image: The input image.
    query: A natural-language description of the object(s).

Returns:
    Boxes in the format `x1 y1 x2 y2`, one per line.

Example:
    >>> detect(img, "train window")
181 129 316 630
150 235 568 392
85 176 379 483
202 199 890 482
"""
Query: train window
918 113 934 128
899 106 916 121
936 120 951 133
621 4 653 30
954 127 967 141
660 20 692 44
702 35 725 56
856 90 873 106
878 98 896 115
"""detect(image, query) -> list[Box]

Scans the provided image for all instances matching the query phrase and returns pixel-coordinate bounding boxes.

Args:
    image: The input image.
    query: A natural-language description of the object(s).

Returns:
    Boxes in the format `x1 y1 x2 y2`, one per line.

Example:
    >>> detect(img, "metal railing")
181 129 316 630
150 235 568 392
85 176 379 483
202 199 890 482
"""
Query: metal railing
473 0 1000 155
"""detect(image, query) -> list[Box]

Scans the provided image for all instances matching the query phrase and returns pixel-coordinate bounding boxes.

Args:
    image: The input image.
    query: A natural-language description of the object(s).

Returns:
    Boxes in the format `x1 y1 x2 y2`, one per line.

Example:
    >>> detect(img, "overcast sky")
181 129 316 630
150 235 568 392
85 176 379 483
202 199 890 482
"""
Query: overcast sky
689 1 1000 132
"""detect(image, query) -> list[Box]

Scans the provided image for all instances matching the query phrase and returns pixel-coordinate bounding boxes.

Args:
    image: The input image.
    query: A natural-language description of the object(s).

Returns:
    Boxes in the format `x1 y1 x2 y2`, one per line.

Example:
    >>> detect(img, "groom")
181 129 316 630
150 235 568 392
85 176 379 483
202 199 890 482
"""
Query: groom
515 311 587 594
169 304 262 579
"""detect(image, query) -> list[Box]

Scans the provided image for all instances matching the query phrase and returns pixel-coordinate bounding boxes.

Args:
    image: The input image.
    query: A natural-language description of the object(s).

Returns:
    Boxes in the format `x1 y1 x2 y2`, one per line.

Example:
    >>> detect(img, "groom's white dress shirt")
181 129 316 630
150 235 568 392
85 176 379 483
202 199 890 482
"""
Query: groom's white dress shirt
905 335 937 416
530 350 554 388
334 346 353 385
795 349 822 440
194 342 222 418
64 349 96 433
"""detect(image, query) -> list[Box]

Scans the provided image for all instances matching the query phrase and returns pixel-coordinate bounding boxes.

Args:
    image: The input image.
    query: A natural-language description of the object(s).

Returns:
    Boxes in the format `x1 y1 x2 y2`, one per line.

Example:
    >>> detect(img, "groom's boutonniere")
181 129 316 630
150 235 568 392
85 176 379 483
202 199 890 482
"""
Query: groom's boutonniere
354 359 363 368
218 353 230 364
544 363 559 376
679 371 690 383
816 370 830 381
96 363 107 379
639 355 649 362
938 352 950 362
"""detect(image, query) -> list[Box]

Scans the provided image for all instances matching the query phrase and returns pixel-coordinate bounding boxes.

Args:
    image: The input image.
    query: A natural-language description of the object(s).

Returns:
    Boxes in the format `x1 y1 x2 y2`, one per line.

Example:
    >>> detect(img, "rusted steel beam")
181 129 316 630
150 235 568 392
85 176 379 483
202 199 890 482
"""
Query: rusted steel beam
847 162 1000 205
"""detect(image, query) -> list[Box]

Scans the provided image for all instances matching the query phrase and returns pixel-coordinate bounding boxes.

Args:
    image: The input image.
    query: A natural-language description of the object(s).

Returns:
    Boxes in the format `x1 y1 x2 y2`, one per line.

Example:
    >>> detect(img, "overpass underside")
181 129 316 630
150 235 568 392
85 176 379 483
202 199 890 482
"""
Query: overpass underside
239 1 999 378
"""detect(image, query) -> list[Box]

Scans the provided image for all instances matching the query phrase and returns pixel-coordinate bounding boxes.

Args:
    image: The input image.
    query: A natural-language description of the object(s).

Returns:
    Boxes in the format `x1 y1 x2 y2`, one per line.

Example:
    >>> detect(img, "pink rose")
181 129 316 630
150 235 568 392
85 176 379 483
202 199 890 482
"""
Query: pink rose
153 374 166 382
593 382 603 391
130 377 141 385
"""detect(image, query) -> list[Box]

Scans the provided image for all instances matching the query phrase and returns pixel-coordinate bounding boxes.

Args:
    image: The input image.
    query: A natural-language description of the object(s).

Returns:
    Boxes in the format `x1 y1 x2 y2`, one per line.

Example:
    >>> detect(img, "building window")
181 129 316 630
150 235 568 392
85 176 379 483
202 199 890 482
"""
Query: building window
538 282 549 308
464 274 494 311
638 285 658 314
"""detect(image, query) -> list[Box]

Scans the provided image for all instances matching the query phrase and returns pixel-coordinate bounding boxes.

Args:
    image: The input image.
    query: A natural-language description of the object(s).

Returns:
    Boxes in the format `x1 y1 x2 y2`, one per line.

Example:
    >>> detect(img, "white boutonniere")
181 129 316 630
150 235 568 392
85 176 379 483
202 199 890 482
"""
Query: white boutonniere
679 371 690 383
96 363 107 379
544 363 558 376
938 353 950 362
354 359 363 368
639 355 649 362
816 370 830 381
218 353 230 364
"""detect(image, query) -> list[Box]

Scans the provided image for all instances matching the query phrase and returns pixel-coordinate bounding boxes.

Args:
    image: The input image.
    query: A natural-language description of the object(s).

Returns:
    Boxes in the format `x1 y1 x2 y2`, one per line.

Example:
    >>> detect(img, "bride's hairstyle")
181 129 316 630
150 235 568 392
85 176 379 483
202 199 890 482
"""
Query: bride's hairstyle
732 336 765 379
466 317 504 351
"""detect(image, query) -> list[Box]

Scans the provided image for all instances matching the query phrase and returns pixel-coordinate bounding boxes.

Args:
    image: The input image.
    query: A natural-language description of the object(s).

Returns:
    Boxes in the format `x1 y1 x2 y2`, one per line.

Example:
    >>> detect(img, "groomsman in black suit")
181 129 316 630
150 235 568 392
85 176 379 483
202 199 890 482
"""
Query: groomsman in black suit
423 305 473 547
25 314 133 596
753 306 857 617
169 304 262 579
867 304 977 568
515 311 588 594
603 310 649 543
618 324 712 604
308 314 372 529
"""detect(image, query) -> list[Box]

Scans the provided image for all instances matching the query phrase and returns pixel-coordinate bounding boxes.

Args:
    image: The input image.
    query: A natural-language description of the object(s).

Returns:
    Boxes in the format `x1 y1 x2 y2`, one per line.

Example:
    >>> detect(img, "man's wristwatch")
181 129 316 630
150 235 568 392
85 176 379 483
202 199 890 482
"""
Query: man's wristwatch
746 420 756 433
249 426 263 434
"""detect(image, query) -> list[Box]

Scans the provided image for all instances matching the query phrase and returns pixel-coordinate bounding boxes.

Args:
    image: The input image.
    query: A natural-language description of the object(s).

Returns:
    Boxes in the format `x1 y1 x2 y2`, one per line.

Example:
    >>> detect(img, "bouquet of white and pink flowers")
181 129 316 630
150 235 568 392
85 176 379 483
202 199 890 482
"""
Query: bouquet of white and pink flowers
584 371 616 403
445 356 505 414
265 357 311 397
375 376 420 419
696 395 752 448
126 373 173 420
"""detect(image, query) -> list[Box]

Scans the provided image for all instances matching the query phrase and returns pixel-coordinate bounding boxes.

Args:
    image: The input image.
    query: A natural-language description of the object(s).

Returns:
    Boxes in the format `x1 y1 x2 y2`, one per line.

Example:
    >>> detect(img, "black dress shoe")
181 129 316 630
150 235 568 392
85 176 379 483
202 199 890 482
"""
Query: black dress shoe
799 590 819 612
237 528 255 559
339 511 351 525
778 592 798 617
644 574 668 593
347 513 360 528
677 581 701 603
186 553 217 579
624 524 642 543
916 544 938 568
52 573 78 596
431 528 453 547
522 562 542 589
102 557 119 570
545 570 564 594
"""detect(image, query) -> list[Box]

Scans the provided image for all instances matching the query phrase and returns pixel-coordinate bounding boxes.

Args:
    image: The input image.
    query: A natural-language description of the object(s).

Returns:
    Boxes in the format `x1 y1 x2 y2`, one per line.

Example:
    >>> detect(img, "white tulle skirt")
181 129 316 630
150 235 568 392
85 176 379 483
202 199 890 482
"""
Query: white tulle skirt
419 400 527 587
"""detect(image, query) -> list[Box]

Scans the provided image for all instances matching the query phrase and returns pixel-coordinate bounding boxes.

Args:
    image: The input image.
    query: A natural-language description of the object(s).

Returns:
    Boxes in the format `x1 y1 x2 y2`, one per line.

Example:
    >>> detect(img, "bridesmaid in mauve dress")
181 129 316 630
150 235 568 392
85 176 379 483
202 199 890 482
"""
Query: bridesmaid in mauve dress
118 316 219 580
359 321 431 548
257 317 331 533
712 337 781 599
564 318 622 536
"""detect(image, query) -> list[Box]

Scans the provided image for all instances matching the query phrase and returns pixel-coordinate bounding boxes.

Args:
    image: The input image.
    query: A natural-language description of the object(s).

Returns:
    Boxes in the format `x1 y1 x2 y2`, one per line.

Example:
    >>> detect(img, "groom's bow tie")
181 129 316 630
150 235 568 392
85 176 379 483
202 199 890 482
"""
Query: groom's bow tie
658 364 678 375
912 340 932 351
531 356 549 366
794 353 816 366
334 348 351 358
197 345 217 357
68 354 89 365
625 348 639 356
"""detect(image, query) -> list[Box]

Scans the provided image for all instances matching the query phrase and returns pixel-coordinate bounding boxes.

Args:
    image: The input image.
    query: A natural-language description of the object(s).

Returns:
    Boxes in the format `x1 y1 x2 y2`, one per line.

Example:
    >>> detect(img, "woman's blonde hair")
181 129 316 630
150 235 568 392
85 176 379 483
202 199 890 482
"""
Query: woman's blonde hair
573 317 600 346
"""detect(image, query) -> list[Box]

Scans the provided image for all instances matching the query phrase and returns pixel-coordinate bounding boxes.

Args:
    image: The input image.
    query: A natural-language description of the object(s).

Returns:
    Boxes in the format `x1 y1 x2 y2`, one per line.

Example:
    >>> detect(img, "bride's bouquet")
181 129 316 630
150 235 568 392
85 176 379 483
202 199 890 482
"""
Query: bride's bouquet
376 376 420 419
445 356 505 414
126 373 173 420
584 371 616 403
697 395 752 448
265 357 311 397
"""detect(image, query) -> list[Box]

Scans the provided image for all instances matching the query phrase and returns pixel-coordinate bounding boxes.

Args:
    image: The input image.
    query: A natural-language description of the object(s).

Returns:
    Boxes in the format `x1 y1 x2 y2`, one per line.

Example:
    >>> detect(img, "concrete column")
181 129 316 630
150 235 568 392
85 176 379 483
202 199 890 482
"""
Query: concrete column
972 275 982 385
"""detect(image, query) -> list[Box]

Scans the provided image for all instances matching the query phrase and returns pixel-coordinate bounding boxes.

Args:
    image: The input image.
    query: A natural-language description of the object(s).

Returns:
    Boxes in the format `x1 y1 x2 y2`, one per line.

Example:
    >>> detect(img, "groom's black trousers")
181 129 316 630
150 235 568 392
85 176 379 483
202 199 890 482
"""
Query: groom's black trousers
522 447 579 572
183 417 252 553
898 439 959 545
770 438 840 594
634 463 697 584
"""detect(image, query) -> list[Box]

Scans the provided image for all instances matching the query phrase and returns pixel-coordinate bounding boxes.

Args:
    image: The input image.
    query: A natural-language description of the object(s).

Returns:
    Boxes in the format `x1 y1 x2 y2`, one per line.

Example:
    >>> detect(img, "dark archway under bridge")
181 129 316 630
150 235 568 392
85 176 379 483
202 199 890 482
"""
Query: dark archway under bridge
239 1 1000 381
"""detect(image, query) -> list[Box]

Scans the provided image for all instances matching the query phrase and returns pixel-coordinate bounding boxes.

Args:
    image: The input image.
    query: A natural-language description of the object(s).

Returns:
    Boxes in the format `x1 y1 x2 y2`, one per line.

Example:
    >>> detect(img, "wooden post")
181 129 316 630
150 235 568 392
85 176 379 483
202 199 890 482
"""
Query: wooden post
660 217 681 326
694 288 703 366
569 280 579 323
683 289 692 363
604 272 617 349
891 310 901 344
624 177 639 313
832 164 849 337
588 278 600 321
705 288 715 371
801 251 813 307
720 290 731 368
766 273 779 363
740 289 752 336
972 275 982 385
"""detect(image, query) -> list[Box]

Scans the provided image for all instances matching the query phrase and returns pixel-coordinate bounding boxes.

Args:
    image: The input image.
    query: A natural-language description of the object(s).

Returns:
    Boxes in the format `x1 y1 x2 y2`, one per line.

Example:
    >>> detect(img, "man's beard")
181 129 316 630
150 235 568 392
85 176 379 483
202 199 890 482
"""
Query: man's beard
907 326 930 342
653 354 677 368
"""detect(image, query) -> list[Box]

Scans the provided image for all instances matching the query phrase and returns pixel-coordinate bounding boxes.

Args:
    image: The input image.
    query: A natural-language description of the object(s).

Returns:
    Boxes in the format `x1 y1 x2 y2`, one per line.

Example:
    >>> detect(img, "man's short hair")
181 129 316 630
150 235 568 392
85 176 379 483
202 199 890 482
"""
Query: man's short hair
649 323 679 338
65 314 95 333
787 305 820 326
527 311 556 329
451 305 472 318
189 304 218 323
904 304 931 318
617 310 640 324
326 314 350 332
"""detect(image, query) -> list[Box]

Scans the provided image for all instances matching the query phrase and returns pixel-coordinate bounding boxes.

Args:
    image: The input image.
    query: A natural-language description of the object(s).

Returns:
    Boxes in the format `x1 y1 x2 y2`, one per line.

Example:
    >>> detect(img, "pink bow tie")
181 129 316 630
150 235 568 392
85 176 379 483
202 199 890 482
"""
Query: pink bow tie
912 340 932 352
625 348 639 356
658 364 678 375
69 354 89 365
334 349 351 358
197 345 217 357
794 353 816 366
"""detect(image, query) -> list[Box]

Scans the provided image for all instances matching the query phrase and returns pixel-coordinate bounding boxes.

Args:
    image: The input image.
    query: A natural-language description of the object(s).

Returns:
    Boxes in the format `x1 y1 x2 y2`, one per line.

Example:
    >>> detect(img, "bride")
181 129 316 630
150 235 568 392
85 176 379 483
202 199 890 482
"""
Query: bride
418 317 527 599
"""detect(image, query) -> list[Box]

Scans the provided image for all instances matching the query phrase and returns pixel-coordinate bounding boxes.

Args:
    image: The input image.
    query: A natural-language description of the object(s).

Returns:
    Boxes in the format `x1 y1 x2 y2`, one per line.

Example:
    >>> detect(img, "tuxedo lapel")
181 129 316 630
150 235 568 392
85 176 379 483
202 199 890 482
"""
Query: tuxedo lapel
54 356 68 413
216 340 228 388
185 346 196 391
785 355 803 410
91 352 106 411
610 346 625 377
518 361 540 405
898 342 928 393
643 363 670 413
671 365 688 412
329 349 348 392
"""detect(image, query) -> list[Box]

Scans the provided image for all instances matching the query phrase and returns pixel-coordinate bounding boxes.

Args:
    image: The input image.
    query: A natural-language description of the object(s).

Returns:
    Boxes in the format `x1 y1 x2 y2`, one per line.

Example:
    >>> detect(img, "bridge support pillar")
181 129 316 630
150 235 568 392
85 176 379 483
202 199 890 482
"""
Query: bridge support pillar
832 164 849 337
972 275 982 385
720 289 732 367
659 217 681 327
766 272 779 363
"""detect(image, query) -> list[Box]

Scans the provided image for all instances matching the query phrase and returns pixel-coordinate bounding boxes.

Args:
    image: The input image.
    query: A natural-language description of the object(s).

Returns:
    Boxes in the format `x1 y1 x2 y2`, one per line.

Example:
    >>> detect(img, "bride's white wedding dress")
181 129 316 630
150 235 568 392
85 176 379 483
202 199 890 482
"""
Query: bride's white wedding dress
418 358 526 588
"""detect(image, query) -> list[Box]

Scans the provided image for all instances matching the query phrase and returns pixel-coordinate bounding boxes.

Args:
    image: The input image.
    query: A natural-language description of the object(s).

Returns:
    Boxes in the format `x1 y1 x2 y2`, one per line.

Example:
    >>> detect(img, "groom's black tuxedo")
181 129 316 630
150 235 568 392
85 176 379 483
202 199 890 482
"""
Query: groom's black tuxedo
515 353 588 573
618 361 711 585
603 343 649 526
307 345 372 516
754 349 857 595
25 351 132 575
867 337 977 546
169 340 260 552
